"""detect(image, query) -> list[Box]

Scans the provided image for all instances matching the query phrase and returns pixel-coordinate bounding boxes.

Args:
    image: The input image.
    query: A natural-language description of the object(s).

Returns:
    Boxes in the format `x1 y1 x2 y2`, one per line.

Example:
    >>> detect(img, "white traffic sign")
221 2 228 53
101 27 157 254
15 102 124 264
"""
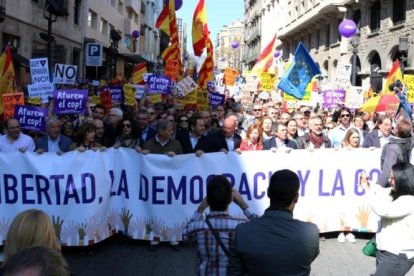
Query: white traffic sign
85 43 103 66
54 64 78 84
30 58 50 84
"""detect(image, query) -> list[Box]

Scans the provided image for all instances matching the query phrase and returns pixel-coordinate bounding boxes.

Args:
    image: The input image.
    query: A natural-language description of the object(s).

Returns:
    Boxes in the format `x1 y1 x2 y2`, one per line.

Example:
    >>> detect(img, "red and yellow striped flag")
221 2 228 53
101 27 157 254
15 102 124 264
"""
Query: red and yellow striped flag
132 62 147 84
156 3 170 36
0 45 17 113
198 37 214 89
161 0 184 80
384 59 403 94
192 0 209 57
251 34 277 73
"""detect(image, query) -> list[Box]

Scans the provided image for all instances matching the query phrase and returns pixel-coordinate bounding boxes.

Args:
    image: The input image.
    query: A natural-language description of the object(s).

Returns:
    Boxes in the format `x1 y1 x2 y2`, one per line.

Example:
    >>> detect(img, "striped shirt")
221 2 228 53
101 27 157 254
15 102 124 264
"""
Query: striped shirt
183 209 256 276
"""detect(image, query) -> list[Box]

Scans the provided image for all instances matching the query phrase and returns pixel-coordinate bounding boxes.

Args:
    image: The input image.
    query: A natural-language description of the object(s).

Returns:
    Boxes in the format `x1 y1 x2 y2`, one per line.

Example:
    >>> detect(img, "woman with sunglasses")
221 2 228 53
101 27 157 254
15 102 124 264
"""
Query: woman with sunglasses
177 115 190 133
360 162 414 276
113 117 140 149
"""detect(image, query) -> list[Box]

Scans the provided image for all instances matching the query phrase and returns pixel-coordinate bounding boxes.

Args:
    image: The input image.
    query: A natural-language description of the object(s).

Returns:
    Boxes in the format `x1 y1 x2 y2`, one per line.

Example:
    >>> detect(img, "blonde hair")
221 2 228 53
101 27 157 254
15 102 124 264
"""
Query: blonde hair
4 209 60 262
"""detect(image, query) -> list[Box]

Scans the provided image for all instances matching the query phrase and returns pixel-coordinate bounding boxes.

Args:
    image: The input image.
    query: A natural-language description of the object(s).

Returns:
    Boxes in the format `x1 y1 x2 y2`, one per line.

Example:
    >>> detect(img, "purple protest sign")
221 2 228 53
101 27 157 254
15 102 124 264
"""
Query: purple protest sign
322 89 346 108
147 75 172 94
53 89 88 114
209 92 225 107
106 85 124 104
14 105 48 132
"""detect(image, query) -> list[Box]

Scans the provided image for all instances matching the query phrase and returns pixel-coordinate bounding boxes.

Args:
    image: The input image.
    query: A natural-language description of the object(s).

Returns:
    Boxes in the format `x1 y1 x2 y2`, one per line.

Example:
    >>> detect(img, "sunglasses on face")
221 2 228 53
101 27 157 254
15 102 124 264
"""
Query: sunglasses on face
180 120 188 123
123 124 131 128
341 114 350 118
253 109 262 112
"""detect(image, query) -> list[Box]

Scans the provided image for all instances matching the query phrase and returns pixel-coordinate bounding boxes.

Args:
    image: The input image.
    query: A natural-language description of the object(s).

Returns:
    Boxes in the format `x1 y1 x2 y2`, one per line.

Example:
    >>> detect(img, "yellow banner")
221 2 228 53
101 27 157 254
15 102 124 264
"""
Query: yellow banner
123 84 137 106
404 74 414 103
89 95 101 105
150 93 162 104
182 91 197 105
27 97 42 106
196 89 209 111
259 72 276 91
283 90 312 102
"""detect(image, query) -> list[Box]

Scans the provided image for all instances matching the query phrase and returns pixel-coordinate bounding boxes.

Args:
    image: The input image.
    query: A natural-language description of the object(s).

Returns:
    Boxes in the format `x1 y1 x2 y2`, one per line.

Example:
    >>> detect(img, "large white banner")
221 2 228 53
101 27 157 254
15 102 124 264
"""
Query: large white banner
0 149 382 246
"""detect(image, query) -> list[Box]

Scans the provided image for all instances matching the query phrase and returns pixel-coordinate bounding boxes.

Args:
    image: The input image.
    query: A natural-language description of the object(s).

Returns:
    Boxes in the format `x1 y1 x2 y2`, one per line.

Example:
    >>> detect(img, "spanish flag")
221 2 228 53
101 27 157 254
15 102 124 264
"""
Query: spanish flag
132 63 147 84
251 34 277 73
198 37 214 89
156 3 170 36
384 59 403 94
192 0 209 57
0 45 17 113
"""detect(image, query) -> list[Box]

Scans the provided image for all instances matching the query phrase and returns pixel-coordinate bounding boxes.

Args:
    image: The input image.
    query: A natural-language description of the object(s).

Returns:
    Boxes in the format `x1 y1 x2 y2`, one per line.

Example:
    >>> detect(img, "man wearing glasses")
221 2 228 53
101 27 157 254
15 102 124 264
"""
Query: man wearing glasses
328 108 352 148
242 103 263 131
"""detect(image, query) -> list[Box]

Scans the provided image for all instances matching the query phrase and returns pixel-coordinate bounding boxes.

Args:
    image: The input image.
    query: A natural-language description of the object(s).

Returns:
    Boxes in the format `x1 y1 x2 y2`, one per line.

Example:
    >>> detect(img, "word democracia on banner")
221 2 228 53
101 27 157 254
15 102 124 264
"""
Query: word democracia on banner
0 168 382 206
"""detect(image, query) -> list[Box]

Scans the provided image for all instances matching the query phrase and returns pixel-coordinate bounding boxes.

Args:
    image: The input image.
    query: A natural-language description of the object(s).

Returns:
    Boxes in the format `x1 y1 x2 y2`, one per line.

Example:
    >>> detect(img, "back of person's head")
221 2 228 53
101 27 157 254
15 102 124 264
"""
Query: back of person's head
268 169 300 208
391 162 414 201
207 175 232 211
4 209 60 262
395 119 412 138
3 246 70 276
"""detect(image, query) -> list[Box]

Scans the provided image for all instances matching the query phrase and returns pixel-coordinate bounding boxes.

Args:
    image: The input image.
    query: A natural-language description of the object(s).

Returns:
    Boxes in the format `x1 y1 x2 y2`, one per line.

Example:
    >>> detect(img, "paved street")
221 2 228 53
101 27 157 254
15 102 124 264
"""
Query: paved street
63 233 414 276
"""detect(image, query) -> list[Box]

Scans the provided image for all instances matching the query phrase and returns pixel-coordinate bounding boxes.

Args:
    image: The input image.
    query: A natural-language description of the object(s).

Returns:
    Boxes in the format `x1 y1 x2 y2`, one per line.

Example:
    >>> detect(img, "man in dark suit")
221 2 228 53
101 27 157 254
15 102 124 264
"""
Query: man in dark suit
363 115 393 148
227 169 320 275
35 117 73 154
175 116 208 155
136 110 157 147
205 117 242 153
263 123 298 150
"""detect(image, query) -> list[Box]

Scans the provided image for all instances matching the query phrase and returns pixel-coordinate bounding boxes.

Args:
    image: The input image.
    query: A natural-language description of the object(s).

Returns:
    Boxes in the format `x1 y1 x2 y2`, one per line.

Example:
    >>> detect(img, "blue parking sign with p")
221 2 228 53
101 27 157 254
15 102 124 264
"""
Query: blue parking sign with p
86 43 102 66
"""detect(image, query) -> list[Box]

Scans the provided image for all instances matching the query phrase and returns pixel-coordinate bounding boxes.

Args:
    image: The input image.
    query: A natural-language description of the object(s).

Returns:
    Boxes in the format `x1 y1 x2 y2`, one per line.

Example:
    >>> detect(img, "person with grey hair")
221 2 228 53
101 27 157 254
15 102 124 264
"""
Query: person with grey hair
141 119 183 157
35 116 73 154
105 107 124 145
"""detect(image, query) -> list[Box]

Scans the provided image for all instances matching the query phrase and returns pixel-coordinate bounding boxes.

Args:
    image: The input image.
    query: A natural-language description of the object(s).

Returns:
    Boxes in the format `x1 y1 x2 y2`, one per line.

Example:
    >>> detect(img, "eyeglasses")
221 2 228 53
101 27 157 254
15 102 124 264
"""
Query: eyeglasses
326 127 333 130
176 109 184 111
341 114 350 118
179 120 188 123
253 109 262 112
122 124 131 128
148 112 155 115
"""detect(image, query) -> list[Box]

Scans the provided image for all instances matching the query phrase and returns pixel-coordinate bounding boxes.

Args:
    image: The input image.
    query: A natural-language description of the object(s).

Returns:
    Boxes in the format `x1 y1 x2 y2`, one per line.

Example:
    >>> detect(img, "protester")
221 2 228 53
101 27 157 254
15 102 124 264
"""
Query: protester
215 105 226 127
91 104 106 120
105 107 124 145
360 163 414 276
242 103 262 130
176 115 189 133
353 114 368 146
61 120 76 141
286 118 299 146
92 119 112 147
341 128 361 149
279 112 292 125
200 111 216 135
0 118 35 152
227 169 320 275
298 115 331 149
175 115 208 155
263 122 298 151
205 117 242 153
293 111 308 137
3 209 61 262
35 117 72 154
69 122 102 151
136 110 157 147
113 117 140 149
328 107 352 148
2 246 71 276
261 116 273 141
363 115 393 148
379 119 413 187
183 175 256 276
238 124 263 151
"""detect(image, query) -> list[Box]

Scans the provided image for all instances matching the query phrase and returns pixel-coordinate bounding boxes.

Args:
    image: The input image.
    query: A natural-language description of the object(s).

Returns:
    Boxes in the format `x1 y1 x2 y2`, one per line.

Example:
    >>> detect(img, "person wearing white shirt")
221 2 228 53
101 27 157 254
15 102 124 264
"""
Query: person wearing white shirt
0 118 35 152
360 163 414 276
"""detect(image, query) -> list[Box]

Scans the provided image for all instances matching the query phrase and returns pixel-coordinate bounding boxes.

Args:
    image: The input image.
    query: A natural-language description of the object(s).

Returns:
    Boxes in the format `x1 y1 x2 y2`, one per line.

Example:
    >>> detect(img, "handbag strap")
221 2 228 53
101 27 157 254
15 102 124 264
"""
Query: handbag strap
205 217 231 257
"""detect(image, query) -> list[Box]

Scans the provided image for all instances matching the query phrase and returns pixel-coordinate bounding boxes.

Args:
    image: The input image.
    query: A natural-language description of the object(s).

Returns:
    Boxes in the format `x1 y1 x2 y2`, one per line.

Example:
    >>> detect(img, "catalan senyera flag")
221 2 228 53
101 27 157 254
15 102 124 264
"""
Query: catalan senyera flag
251 34 277 73
161 0 184 80
198 37 214 89
132 62 147 84
384 59 403 94
155 3 170 36
0 45 17 114
192 0 209 57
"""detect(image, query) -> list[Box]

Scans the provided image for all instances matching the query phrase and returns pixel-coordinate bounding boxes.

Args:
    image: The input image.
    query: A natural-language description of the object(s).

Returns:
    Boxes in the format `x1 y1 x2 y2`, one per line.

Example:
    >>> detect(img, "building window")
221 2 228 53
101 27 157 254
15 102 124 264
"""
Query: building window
118 0 123 15
370 1 380 32
353 9 361 27
88 10 97 30
74 0 81 25
392 0 406 25
325 24 330 48
100 19 108 36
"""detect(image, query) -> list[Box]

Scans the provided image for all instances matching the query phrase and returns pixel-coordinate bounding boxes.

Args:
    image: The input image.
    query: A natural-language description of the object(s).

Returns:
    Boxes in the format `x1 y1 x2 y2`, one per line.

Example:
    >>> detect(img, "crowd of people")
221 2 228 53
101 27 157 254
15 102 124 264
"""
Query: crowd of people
0 94 414 275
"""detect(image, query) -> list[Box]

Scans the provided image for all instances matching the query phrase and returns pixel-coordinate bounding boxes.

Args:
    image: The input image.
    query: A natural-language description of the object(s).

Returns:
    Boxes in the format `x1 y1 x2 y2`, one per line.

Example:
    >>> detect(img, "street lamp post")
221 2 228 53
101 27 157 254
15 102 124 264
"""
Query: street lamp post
351 29 360 86
109 29 121 80
399 36 408 75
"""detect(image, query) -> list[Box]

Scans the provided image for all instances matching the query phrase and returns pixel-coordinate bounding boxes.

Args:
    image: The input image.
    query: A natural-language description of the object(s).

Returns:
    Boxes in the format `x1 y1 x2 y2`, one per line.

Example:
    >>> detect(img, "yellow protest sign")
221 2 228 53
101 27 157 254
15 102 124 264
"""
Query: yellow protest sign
27 97 42 106
123 84 137 106
259 72 276 91
283 89 312 102
182 91 197 105
196 89 209 111
3 92 24 119
150 93 162 104
89 95 101 105
404 74 414 103
223 68 239 86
